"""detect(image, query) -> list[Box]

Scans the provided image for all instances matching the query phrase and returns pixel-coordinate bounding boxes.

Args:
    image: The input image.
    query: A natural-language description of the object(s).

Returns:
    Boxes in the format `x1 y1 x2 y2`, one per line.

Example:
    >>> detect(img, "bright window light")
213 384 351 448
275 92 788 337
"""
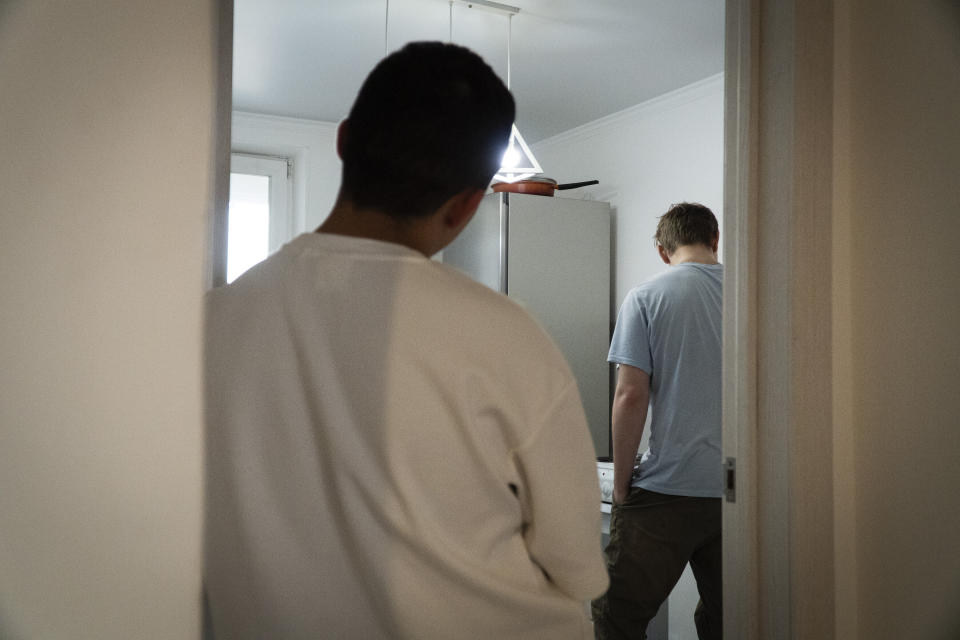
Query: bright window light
227 173 270 283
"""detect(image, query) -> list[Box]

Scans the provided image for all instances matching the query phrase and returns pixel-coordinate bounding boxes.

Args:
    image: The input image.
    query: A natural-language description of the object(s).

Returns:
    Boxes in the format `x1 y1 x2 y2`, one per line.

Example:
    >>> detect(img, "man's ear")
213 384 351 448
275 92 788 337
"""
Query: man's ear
336 119 349 160
657 244 672 265
444 188 485 231
710 233 720 253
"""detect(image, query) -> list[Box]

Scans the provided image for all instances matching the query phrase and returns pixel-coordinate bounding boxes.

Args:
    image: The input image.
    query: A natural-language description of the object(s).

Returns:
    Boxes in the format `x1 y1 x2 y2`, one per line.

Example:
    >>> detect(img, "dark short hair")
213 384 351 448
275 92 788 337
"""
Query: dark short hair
654 202 719 255
339 42 515 219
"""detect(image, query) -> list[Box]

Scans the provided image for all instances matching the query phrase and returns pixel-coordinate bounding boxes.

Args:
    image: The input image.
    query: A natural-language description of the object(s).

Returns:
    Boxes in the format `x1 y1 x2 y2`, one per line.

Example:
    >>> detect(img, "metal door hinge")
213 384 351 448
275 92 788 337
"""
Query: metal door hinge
724 457 736 503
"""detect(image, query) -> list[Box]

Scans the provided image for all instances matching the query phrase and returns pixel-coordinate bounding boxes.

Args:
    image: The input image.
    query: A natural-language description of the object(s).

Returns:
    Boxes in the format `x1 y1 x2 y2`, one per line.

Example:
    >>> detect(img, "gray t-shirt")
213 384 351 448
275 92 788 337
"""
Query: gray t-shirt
607 262 723 497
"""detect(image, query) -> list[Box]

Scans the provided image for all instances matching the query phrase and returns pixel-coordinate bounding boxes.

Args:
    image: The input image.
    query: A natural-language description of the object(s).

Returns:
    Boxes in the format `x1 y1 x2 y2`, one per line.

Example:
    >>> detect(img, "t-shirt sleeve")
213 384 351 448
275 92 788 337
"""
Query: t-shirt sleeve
607 290 652 374
511 381 609 601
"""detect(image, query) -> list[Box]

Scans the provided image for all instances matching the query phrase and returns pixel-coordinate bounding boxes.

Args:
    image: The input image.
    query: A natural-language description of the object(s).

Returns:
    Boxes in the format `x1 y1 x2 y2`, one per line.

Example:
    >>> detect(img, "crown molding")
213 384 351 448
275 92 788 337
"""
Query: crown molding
232 110 339 135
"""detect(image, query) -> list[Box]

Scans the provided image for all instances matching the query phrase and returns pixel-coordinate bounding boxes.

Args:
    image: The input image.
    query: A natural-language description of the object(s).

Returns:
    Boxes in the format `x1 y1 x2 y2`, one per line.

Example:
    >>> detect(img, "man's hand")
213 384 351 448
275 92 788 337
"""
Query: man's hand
612 484 630 506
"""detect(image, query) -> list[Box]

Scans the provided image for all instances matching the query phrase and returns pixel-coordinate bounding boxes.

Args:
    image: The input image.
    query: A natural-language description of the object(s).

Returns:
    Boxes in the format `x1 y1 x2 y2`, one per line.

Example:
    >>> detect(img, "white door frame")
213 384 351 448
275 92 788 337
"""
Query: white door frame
209 0 234 290
230 153 294 255
722 0 837 637
720 0 760 635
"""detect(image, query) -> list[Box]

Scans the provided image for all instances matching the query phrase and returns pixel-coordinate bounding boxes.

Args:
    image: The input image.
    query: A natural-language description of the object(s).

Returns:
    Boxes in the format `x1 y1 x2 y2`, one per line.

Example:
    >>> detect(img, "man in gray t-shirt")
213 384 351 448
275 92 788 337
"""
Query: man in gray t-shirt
592 203 723 640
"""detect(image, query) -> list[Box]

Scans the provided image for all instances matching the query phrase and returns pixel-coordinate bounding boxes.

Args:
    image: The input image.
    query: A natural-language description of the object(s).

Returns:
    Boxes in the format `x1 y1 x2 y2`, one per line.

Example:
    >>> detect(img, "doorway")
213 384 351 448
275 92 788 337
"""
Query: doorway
215 3 731 640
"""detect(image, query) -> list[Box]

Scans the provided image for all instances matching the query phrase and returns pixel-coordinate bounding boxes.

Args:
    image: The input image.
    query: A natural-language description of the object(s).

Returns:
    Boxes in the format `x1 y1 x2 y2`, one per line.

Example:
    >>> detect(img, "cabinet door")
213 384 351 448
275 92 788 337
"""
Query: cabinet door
507 194 611 457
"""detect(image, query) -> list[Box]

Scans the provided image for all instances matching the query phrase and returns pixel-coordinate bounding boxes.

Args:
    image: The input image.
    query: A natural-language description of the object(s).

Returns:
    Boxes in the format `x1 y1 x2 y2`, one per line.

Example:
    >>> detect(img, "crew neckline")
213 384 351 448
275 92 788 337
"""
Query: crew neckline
294 231 427 259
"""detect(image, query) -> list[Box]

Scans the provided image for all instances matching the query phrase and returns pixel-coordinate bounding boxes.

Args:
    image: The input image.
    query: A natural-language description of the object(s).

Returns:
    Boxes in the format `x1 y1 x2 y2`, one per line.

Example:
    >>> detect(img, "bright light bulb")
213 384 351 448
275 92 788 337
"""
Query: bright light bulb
501 144 520 169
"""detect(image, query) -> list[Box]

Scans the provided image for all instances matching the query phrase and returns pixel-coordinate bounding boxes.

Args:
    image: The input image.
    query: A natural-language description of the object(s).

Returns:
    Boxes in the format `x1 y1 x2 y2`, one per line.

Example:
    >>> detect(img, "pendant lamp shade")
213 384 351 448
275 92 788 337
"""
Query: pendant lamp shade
494 124 542 183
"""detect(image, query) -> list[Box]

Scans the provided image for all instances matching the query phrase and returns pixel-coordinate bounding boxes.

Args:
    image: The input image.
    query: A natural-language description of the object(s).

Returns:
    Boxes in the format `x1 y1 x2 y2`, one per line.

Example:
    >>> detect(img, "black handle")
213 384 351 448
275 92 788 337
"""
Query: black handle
556 180 600 190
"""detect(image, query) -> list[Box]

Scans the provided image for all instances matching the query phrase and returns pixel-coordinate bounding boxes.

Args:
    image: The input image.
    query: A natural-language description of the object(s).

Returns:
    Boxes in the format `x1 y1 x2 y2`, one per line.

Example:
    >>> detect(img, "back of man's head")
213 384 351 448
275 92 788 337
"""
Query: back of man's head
654 202 719 255
339 42 515 219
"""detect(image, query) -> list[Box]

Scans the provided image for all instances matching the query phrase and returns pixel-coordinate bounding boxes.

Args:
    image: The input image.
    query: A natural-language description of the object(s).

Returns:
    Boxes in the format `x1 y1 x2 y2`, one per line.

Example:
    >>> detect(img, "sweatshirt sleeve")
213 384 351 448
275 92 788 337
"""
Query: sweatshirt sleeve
511 381 610 601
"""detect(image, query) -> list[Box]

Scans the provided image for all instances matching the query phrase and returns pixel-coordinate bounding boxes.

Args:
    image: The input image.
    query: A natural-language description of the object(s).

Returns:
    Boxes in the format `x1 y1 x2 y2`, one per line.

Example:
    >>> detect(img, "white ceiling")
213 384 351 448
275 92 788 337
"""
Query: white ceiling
233 0 724 143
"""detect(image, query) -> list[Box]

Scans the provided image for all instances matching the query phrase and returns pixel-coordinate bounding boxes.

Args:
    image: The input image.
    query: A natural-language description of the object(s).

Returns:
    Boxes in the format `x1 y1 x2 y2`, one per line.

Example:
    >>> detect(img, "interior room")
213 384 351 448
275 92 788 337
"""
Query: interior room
226 1 725 299
2 1 958 638
226 4 723 635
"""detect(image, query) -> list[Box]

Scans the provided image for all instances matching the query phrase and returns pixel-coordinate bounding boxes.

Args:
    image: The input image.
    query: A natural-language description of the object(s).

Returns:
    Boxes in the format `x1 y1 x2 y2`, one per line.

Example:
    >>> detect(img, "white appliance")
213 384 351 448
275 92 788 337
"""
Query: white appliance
597 460 614 545
596 460 670 639
443 191 612 456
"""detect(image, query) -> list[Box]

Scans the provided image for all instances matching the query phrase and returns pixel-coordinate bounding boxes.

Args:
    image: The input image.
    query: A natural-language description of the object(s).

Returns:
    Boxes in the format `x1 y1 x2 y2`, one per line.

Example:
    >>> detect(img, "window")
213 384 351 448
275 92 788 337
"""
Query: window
226 153 293 283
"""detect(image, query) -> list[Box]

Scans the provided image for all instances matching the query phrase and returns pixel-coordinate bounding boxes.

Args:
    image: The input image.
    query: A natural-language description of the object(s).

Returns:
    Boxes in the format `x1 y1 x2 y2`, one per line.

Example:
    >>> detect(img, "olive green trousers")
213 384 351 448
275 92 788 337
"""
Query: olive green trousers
591 488 722 640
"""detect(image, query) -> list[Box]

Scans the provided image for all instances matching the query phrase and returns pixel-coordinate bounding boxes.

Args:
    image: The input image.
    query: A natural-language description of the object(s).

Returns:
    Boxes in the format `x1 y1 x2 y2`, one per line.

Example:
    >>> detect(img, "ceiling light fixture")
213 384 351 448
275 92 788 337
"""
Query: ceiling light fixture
451 0 542 184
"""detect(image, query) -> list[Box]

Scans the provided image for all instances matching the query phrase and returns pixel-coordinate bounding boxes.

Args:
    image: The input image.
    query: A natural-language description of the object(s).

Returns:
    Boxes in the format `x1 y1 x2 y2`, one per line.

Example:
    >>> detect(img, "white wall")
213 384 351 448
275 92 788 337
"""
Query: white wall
232 111 341 232
532 73 725 318
533 75 724 640
0 1 217 637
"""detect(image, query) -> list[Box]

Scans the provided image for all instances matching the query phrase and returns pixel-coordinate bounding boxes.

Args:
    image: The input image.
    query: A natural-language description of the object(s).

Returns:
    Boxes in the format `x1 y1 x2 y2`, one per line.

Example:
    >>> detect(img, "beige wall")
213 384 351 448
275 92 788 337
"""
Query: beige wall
835 0 960 638
0 1 217 637
725 0 960 637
